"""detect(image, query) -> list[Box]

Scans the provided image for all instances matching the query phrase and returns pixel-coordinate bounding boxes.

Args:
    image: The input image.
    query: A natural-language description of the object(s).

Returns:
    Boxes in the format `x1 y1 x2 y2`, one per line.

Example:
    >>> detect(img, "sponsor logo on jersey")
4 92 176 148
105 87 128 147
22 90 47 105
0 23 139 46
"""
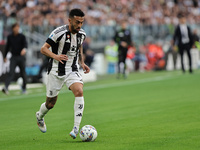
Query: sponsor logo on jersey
49 90 53 96
65 39 70 43
49 34 53 39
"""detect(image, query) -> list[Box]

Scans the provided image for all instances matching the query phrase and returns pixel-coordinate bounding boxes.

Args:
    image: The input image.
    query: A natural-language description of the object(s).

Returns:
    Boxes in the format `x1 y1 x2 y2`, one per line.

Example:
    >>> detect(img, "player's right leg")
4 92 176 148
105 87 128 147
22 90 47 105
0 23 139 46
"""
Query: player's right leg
36 96 58 133
2 57 17 95
36 72 64 133
36 106 47 133
117 61 121 79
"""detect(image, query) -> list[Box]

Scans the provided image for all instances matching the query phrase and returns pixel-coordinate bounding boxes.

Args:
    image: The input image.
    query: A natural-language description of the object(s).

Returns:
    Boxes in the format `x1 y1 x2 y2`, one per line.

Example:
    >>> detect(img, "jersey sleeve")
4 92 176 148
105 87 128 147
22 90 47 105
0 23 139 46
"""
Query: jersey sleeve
79 29 86 44
81 34 86 44
81 32 86 44
46 30 58 47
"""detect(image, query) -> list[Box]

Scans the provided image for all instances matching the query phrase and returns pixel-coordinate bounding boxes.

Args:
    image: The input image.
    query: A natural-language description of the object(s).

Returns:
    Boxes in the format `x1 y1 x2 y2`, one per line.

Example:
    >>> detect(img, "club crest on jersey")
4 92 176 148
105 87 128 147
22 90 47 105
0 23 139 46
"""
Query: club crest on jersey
67 34 70 39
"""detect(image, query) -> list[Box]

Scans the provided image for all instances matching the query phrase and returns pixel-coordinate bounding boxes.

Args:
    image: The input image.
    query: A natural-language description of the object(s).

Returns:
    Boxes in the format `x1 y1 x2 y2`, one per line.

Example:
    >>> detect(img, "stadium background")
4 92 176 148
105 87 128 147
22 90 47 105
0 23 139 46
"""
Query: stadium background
0 0 200 81
1 1 200 149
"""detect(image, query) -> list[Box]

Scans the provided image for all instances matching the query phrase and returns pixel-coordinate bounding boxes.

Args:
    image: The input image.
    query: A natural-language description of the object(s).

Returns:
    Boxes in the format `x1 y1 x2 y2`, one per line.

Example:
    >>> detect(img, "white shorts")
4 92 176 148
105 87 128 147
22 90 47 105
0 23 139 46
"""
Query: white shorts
46 71 83 97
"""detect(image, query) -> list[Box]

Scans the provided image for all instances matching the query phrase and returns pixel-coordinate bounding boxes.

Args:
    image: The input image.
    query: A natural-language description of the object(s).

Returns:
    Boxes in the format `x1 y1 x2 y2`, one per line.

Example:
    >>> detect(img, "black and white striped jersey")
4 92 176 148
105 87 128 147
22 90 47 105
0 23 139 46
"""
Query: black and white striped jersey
46 25 86 76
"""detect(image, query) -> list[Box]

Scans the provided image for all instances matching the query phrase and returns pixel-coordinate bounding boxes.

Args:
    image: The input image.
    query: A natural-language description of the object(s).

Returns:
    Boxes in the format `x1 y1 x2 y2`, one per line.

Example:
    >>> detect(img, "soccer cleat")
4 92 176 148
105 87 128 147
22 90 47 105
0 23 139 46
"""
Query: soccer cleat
21 89 27 94
69 127 79 139
2 88 9 95
36 112 47 133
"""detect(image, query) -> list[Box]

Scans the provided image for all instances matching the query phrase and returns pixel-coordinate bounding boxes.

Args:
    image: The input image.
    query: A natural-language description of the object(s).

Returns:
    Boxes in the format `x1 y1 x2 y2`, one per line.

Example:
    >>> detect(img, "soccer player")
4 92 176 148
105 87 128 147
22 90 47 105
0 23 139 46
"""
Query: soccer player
2 23 27 95
114 20 132 78
173 13 193 73
35 8 90 139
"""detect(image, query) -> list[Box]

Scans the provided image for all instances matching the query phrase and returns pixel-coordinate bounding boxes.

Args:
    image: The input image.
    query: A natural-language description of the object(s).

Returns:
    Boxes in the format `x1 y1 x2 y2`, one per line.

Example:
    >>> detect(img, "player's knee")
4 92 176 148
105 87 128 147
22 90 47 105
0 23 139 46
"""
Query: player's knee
46 96 57 109
46 102 55 109
74 88 83 97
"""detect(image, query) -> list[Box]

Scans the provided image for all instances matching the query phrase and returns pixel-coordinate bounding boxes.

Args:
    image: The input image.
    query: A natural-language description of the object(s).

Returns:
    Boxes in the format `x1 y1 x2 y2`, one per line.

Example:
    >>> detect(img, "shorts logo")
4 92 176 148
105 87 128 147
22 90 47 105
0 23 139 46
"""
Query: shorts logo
49 90 53 96
75 72 80 77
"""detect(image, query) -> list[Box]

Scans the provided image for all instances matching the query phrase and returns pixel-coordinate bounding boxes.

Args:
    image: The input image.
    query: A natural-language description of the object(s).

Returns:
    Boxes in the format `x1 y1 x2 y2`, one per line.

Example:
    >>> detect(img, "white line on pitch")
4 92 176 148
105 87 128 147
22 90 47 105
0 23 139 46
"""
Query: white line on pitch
0 74 180 102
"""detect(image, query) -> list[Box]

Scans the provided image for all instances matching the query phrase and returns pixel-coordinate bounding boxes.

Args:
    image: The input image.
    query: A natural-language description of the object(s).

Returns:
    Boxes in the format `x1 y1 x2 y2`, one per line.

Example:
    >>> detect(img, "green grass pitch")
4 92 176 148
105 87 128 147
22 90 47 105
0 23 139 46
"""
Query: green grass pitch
0 70 200 150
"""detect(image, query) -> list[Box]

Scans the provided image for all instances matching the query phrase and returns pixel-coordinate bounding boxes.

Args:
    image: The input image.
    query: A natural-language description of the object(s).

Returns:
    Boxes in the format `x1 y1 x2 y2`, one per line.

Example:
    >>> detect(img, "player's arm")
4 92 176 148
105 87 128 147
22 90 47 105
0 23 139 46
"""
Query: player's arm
20 34 28 56
4 36 11 62
127 30 132 46
41 42 68 64
79 45 90 74
171 26 179 51
172 26 178 46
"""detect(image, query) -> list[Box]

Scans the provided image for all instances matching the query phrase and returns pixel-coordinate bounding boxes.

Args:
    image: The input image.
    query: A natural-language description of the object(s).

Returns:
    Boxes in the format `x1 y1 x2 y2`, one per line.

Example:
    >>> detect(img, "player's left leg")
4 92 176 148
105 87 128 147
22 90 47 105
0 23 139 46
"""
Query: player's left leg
179 46 185 73
18 56 27 93
185 45 192 73
123 49 128 78
69 82 84 139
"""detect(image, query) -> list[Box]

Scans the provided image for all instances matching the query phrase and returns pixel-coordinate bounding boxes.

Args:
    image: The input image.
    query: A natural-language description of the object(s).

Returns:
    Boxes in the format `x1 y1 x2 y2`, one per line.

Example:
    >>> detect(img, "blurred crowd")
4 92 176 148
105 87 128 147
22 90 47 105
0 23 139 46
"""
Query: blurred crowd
0 0 200 27
0 0 200 77
104 39 166 74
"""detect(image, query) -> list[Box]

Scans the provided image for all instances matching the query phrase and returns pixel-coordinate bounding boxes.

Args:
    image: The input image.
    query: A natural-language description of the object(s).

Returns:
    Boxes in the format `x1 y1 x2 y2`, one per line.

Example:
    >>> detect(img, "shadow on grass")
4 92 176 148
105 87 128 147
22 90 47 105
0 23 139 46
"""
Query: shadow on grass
60 138 99 144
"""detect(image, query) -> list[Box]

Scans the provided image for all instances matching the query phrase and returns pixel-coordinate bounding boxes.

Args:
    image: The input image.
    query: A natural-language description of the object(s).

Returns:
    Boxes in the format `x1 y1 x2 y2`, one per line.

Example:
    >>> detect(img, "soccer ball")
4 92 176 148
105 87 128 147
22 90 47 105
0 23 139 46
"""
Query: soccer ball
79 125 97 142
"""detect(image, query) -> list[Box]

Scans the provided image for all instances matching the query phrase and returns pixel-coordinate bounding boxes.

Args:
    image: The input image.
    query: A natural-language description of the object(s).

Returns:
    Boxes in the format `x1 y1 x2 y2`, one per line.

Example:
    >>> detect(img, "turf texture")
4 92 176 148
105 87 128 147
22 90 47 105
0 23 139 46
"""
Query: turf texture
0 70 200 150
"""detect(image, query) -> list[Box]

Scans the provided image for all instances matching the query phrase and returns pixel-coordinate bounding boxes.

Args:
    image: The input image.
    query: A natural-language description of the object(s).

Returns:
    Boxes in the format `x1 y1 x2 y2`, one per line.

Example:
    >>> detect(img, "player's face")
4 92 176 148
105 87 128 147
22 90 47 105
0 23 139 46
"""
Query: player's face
121 22 127 30
69 16 84 33
13 25 19 34
179 17 186 24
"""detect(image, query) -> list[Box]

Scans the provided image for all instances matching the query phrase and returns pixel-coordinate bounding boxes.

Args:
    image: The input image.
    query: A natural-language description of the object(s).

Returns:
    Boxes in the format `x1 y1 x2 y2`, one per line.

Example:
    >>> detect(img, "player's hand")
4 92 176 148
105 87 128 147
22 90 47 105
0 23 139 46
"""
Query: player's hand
121 41 128 48
4 58 7 63
21 48 26 56
54 54 68 64
81 63 90 74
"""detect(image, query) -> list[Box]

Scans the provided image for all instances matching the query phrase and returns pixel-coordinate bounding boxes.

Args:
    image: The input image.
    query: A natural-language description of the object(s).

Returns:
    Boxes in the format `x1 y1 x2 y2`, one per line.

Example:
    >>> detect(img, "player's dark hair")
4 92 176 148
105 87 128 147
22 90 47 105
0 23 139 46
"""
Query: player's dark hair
69 8 85 18
12 23 19 29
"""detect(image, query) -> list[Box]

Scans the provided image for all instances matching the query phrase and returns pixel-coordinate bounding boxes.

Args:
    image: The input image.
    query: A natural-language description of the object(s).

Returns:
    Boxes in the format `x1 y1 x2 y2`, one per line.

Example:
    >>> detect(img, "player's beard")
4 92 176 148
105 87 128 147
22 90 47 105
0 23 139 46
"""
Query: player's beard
71 25 80 33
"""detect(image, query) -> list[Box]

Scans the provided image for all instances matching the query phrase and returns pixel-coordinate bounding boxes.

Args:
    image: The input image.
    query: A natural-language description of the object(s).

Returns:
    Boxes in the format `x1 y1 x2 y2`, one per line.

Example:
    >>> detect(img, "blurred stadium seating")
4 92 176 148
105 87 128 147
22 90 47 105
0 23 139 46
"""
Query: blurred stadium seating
0 0 200 81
